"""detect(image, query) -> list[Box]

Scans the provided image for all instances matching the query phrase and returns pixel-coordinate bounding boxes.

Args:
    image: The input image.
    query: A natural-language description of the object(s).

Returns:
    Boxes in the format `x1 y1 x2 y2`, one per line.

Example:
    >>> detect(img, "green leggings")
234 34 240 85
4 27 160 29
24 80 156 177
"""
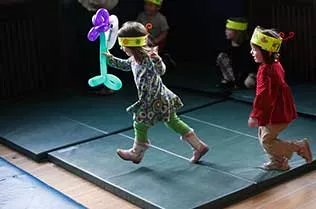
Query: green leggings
134 112 191 143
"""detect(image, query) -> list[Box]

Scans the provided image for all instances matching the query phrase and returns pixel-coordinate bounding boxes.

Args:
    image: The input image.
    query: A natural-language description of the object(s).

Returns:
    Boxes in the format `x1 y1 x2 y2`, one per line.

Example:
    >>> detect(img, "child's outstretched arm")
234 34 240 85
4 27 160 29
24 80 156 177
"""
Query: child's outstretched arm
150 51 166 75
103 52 132 71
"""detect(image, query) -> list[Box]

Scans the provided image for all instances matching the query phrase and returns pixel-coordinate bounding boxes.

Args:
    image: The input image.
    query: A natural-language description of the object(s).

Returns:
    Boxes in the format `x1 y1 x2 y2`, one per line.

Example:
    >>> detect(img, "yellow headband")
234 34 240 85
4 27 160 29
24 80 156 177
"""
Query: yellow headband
226 19 248 31
145 0 162 6
118 35 147 47
251 27 282 53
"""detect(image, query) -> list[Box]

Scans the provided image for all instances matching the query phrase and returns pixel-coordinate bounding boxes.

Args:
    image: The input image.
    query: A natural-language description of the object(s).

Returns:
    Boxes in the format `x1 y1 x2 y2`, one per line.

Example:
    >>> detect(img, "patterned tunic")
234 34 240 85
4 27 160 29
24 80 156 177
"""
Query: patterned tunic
107 54 183 126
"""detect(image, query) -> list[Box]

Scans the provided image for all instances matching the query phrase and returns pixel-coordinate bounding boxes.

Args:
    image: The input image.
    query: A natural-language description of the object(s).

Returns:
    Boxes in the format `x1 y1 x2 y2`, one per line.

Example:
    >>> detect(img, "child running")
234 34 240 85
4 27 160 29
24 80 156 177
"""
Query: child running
104 21 209 164
248 26 312 170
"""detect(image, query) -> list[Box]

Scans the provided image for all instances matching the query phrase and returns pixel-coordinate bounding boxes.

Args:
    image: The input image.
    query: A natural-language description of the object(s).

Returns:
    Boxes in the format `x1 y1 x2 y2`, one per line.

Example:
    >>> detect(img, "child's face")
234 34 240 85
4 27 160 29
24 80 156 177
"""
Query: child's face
250 46 264 63
225 28 237 40
144 2 159 16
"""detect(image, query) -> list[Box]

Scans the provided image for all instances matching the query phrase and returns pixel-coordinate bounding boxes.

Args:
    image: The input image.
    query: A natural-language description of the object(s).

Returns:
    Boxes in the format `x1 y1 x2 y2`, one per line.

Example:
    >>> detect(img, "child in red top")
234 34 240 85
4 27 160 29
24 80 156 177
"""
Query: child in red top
248 26 312 170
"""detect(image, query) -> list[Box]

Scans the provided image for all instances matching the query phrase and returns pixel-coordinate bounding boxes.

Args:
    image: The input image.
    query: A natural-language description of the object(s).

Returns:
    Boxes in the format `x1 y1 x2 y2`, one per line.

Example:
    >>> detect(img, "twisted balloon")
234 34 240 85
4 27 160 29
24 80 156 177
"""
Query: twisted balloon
87 8 122 91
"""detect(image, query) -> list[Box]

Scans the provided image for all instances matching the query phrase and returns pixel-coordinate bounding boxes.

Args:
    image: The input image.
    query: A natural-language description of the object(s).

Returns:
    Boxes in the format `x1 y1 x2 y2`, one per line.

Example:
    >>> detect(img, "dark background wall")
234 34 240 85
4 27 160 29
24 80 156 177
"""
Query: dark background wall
0 0 61 98
1 0 315 98
247 0 316 83
61 0 248 86
159 0 247 61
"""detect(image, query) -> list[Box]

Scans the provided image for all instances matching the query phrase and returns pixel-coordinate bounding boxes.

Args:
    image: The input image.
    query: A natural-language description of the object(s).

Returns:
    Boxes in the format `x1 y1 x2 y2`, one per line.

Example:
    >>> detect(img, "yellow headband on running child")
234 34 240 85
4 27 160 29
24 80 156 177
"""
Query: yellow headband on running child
250 27 282 53
145 0 162 6
226 19 248 31
118 35 147 47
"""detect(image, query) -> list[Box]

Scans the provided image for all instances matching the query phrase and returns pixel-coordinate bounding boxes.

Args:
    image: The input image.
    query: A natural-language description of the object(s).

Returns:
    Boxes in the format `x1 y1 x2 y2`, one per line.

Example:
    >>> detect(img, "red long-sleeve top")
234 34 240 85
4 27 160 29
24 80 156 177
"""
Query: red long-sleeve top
250 61 298 126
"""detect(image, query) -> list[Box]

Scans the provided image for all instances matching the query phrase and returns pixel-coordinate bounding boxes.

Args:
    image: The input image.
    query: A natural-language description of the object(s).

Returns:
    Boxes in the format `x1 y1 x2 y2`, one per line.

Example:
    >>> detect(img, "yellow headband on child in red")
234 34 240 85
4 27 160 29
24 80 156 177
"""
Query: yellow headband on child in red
251 27 282 53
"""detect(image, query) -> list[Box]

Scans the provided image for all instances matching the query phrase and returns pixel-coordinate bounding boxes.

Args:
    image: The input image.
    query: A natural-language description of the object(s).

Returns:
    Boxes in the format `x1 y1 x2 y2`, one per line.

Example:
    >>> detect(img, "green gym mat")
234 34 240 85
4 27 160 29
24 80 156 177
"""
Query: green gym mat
0 112 102 161
122 100 316 183
0 86 222 161
290 83 316 117
48 100 316 209
48 134 254 209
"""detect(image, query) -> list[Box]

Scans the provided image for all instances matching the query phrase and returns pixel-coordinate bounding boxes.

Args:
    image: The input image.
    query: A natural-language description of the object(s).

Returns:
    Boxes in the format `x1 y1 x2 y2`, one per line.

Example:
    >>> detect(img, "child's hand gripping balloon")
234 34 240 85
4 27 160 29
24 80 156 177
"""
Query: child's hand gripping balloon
87 8 122 91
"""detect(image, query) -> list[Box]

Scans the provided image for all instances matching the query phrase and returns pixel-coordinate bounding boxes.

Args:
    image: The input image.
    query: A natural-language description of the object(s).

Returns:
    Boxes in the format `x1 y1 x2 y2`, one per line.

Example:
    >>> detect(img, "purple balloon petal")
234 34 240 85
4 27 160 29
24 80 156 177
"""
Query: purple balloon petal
94 9 109 27
87 28 99 41
88 8 111 42
92 14 103 26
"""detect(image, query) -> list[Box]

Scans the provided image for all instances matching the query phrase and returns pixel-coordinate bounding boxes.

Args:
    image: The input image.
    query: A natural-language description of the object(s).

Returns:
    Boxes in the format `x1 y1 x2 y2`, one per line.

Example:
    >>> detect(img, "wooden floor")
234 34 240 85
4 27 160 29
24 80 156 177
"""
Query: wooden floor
1 143 316 209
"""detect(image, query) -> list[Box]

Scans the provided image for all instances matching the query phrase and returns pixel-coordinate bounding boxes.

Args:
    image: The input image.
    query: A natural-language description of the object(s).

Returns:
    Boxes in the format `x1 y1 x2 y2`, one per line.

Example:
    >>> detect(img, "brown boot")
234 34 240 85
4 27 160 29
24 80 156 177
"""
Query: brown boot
262 157 290 171
117 141 150 164
181 130 209 163
295 139 313 163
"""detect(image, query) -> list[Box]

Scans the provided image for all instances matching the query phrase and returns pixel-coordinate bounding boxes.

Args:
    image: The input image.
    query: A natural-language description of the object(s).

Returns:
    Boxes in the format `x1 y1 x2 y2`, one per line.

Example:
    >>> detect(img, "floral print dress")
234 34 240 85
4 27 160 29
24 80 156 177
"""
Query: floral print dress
107 54 183 126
